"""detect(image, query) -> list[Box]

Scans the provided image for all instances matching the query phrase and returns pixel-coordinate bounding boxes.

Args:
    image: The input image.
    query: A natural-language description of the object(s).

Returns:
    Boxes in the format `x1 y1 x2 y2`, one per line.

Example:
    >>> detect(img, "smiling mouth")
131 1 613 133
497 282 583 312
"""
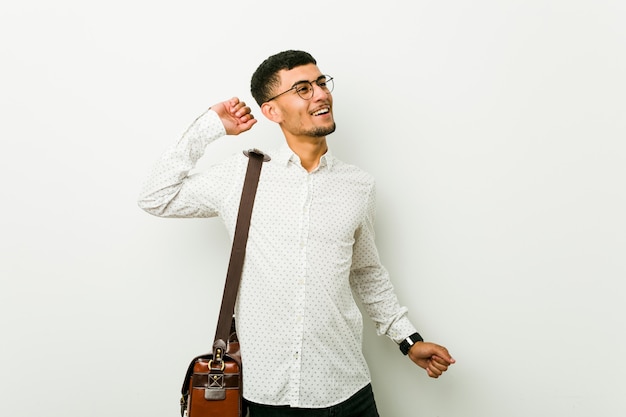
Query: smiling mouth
312 107 330 116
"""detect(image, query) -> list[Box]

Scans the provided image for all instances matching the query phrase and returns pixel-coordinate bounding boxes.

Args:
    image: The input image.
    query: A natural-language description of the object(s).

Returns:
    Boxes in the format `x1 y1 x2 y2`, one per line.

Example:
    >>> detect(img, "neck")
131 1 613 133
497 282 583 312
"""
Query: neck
284 135 328 172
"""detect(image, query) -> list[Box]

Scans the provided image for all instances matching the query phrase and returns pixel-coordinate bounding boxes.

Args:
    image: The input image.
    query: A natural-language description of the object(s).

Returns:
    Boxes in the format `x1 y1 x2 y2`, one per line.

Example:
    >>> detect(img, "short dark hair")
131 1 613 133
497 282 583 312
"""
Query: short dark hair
250 50 317 106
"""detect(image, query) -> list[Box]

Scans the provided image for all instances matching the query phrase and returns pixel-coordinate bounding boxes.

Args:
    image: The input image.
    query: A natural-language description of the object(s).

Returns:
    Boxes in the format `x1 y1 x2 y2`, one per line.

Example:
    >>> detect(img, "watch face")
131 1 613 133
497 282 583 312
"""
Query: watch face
410 333 423 343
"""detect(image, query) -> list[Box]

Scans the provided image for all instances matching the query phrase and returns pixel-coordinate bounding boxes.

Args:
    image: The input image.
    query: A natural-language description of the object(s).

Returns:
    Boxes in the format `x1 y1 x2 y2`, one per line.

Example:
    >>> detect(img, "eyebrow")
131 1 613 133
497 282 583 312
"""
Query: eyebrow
290 75 325 88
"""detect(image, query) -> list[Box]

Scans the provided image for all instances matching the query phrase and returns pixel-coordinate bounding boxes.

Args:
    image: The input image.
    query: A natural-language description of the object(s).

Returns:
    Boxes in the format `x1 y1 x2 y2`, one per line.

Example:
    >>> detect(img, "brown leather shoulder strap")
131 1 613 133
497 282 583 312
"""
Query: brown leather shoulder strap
214 149 267 343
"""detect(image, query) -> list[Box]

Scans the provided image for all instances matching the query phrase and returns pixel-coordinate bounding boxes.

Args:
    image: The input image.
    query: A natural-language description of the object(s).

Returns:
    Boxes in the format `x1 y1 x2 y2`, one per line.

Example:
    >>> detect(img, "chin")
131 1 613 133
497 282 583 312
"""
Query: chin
312 123 336 137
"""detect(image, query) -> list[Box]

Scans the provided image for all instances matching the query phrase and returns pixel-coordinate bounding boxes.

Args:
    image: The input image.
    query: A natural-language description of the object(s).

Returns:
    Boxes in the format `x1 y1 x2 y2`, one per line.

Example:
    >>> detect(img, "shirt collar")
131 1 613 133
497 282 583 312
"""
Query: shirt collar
274 143 335 172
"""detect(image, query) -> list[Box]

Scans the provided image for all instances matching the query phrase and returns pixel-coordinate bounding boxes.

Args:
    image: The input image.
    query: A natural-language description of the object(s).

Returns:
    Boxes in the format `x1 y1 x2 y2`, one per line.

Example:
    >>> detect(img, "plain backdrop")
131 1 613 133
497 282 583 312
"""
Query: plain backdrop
1 1 625 416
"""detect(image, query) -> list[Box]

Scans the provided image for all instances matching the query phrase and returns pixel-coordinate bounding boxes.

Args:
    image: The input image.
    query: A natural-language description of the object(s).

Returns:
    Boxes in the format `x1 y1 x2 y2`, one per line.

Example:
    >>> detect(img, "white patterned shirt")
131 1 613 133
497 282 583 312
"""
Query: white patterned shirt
138 109 417 408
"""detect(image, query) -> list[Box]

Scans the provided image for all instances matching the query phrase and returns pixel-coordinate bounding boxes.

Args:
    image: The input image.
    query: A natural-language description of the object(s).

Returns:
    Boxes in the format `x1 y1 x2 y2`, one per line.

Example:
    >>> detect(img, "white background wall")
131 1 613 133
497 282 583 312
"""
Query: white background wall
1 1 625 416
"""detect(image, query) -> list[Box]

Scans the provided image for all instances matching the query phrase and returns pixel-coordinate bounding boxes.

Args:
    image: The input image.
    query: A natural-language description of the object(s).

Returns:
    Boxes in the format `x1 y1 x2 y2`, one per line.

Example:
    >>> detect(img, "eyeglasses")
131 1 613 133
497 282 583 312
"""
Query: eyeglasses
266 75 334 102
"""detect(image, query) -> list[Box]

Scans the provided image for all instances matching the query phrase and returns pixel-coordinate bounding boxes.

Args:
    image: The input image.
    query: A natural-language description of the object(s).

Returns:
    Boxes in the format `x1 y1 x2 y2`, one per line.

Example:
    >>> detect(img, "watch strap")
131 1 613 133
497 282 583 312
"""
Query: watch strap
399 332 424 355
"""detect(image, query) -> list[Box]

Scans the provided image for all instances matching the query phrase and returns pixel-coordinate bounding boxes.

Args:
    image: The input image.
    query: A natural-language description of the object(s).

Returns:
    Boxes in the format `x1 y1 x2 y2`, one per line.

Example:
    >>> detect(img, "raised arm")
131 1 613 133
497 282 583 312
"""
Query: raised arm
137 97 256 218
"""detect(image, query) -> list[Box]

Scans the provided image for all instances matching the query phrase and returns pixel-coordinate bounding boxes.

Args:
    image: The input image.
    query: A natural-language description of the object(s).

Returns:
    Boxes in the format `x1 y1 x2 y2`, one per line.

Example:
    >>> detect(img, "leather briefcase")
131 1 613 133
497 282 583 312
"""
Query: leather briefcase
180 322 245 417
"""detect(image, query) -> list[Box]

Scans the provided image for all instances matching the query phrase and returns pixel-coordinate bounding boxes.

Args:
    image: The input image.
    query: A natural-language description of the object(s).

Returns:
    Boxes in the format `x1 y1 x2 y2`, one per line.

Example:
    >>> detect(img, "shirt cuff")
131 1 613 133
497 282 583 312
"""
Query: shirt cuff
387 316 419 344
199 108 227 139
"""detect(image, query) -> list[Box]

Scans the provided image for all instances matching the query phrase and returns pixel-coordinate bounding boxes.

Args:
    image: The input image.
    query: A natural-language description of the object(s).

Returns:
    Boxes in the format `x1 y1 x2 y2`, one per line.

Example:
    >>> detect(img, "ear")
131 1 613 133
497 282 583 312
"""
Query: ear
261 102 282 123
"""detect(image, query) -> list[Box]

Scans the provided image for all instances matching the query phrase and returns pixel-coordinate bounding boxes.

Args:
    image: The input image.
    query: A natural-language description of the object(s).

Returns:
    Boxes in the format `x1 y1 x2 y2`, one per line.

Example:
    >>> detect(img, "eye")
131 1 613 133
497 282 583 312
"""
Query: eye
295 83 312 94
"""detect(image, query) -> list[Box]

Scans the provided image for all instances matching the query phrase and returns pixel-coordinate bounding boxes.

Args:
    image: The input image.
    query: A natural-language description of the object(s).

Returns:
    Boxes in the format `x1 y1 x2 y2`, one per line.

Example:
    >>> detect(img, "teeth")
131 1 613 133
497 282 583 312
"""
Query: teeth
313 108 329 116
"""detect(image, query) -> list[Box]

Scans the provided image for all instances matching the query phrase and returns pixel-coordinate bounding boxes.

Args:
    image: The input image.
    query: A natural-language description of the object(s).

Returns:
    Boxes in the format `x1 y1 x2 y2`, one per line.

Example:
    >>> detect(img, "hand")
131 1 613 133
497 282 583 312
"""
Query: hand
210 97 257 135
408 342 455 378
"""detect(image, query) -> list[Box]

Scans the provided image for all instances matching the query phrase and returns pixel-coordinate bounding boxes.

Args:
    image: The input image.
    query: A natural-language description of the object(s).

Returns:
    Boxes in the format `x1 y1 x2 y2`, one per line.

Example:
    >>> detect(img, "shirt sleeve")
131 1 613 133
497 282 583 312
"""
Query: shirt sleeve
349 182 418 344
137 109 230 218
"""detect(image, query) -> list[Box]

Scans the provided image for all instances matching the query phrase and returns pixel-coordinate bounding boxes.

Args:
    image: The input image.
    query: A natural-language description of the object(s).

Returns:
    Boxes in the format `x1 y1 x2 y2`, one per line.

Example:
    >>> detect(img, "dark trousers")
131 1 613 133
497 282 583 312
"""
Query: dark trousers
246 384 380 417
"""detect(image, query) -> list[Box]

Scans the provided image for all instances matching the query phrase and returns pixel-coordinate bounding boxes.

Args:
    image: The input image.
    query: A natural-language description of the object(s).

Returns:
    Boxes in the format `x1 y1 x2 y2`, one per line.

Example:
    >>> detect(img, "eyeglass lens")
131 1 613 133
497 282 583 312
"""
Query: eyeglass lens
295 76 334 99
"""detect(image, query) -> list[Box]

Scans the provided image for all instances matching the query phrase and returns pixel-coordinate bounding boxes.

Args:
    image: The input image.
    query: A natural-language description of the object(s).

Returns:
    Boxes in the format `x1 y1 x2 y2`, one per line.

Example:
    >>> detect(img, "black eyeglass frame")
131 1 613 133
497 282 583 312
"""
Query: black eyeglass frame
265 75 334 102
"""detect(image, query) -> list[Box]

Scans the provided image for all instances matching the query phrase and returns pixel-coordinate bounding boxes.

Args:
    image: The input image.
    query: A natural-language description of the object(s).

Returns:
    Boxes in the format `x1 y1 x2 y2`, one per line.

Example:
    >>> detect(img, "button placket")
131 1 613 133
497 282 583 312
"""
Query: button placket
288 170 311 406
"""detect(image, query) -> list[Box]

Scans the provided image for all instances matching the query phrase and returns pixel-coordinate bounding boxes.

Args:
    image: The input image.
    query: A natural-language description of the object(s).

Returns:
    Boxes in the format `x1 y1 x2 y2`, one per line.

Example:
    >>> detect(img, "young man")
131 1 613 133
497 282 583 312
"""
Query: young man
138 50 454 416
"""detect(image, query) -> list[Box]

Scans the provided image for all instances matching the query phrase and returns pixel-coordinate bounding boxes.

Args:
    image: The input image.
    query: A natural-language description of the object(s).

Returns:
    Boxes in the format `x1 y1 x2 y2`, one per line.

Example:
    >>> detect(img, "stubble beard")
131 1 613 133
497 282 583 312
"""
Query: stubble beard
309 122 336 137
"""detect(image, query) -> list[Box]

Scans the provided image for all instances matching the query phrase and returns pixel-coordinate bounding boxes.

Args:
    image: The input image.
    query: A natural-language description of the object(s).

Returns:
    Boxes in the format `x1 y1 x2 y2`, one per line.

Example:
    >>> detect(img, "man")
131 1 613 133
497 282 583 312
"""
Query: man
138 50 454 416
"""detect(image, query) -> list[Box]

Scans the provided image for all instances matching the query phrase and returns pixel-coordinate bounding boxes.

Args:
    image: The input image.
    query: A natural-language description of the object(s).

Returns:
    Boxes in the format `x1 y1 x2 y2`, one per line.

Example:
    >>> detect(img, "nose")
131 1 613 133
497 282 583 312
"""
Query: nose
312 82 331 100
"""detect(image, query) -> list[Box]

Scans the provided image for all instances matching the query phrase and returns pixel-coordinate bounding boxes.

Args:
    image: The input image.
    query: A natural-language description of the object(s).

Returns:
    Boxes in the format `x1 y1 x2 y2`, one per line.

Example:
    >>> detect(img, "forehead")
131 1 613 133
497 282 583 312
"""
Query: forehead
276 63 323 87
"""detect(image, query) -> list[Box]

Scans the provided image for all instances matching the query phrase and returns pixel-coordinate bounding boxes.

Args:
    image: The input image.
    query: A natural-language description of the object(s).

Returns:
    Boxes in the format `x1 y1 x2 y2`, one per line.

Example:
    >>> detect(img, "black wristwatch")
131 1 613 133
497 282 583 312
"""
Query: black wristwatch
399 332 424 355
